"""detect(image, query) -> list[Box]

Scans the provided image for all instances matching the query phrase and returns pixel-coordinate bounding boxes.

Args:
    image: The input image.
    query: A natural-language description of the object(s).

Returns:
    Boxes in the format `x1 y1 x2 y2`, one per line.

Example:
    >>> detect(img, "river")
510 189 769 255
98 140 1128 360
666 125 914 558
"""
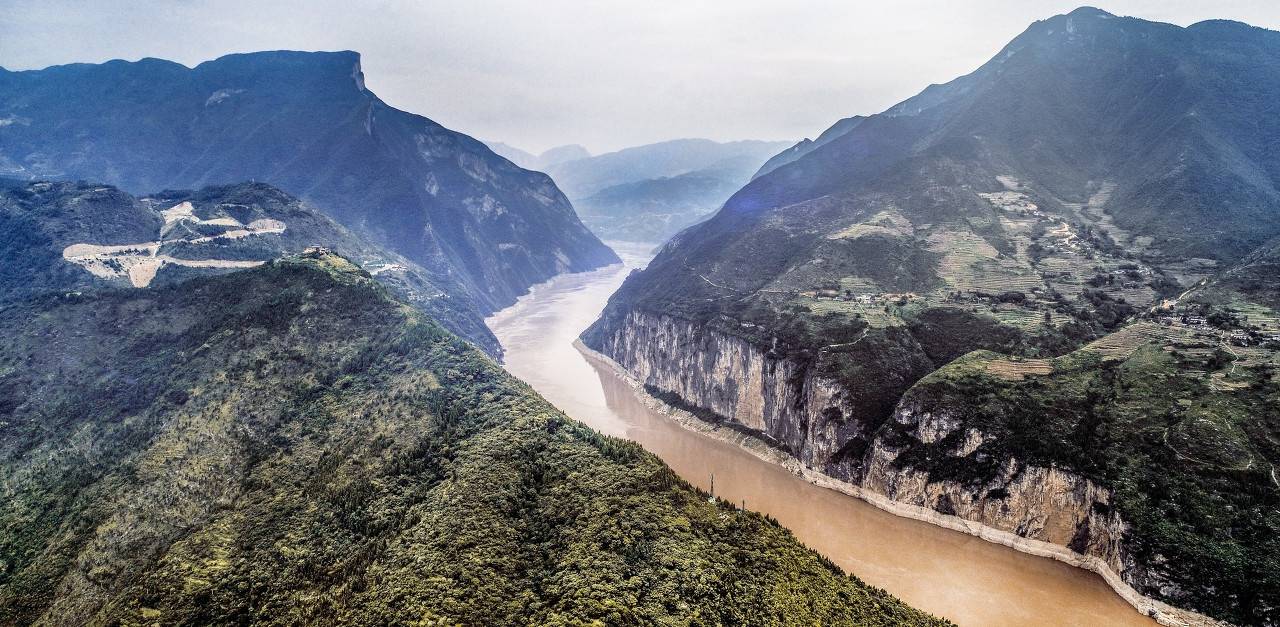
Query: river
486 241 1155 627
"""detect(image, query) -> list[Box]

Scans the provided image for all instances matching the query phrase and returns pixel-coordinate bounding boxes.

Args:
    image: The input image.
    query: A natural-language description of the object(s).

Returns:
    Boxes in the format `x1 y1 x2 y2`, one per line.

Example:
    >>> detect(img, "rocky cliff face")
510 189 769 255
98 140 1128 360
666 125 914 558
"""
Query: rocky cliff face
587 309 1228 627
0 255 947 627
579 9 1279 625
590 310 864 469
863 399 1128 571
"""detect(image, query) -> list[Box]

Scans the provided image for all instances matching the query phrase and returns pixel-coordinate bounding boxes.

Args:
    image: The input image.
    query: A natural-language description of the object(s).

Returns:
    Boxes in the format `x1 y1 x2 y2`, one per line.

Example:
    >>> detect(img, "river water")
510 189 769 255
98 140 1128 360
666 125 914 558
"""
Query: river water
486 242 1154 627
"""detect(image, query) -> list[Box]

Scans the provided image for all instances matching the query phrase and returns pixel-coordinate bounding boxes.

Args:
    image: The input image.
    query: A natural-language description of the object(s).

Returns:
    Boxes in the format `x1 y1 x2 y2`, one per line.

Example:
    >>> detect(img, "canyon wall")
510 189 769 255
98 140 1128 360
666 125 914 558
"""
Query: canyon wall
586 309 1222 627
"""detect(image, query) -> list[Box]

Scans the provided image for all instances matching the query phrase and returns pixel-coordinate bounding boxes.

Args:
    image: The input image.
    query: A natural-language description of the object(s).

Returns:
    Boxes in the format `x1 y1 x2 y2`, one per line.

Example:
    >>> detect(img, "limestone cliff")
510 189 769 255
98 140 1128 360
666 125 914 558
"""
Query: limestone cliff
584 309 1232 627
590 309 866 470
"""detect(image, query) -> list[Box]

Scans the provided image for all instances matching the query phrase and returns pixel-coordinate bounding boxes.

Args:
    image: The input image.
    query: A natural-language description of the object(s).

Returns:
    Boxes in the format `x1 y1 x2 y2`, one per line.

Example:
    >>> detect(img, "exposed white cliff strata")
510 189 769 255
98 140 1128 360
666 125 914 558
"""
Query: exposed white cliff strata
582 309 1228 627
593 309 862 465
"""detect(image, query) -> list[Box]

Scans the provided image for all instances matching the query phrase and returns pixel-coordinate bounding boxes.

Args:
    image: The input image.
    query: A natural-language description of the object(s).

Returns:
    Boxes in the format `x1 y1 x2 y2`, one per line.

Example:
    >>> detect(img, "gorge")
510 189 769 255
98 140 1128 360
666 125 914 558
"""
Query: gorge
2 3 1276 625
489 244 1160 627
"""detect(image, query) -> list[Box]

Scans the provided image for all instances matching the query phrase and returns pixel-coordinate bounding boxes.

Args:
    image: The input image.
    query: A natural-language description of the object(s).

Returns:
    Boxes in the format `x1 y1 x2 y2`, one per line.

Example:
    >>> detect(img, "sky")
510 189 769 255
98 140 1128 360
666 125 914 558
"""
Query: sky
2 1 1277 154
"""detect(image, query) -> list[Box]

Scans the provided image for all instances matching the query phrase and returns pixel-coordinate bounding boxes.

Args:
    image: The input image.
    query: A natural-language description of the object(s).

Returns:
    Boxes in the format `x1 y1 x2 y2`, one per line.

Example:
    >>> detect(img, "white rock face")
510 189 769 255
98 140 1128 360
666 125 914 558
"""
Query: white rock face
62 202 284 287
596 310 899 473
204 89 245 107
351 60 366 91
593 309 1226 627
599 310 823 448
864 400 1127 570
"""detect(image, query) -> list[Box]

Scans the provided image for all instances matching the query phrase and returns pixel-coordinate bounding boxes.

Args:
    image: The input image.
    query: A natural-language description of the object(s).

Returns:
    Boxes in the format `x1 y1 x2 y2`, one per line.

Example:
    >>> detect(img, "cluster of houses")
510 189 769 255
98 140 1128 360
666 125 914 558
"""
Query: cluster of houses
1156 313 1280 346
1221 328 1280 347
1037 239 1084 257
813 289 918 305
1158 314 1207 327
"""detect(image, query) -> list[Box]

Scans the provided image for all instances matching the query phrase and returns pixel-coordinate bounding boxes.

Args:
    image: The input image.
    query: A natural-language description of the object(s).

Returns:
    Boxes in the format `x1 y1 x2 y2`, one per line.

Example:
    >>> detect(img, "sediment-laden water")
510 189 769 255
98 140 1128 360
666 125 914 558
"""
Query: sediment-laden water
487 242 1154 627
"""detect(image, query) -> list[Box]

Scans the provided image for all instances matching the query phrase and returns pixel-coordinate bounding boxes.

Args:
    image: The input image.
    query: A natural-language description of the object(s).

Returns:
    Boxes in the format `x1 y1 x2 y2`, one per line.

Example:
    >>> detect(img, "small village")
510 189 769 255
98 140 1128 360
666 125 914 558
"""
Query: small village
810 288 919 305
1152 312 1280 347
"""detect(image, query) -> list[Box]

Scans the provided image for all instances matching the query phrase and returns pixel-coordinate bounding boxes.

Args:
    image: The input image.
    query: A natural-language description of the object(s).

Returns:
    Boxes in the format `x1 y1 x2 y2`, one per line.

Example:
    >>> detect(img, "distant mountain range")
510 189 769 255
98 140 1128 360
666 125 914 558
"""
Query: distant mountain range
544 138 791 199
0 50 619 354
484 142 591 171
538 138 791 243
572 167 750 243
586 8 1280 624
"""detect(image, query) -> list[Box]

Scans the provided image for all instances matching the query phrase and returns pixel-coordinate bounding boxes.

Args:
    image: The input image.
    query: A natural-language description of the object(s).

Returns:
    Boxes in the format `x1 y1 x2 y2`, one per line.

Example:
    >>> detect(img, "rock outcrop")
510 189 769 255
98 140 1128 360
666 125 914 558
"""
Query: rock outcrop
586 309 1229 627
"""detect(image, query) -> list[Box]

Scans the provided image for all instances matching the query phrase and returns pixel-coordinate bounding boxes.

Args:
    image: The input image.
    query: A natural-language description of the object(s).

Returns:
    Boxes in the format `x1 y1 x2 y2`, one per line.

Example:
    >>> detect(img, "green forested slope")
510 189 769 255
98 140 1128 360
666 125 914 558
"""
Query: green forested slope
900 341 1279 623
0 252 946 626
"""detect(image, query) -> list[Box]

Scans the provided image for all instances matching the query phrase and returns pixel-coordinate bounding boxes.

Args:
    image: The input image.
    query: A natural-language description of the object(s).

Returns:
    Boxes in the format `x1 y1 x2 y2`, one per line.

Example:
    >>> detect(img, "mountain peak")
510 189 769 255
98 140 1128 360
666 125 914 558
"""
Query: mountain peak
199 49 361 66
286 247 373 283
1065 6 1115 19
193 49 367 93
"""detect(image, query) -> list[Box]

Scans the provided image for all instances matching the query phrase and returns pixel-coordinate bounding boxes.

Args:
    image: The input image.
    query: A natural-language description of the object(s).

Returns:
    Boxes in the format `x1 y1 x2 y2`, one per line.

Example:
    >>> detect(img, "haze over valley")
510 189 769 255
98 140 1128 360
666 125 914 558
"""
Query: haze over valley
490 138 793 243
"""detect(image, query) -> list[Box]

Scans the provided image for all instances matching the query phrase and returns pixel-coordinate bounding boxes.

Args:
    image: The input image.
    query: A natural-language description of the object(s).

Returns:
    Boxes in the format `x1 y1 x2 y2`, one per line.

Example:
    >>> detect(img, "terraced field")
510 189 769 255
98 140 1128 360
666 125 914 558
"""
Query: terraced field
983 357 1054 380
1082 322 1181 360
827 209 914 240
804 296 907 328
838 276 882 294
989 305 1048 331
927 230 1042 294
1232 300 1280 333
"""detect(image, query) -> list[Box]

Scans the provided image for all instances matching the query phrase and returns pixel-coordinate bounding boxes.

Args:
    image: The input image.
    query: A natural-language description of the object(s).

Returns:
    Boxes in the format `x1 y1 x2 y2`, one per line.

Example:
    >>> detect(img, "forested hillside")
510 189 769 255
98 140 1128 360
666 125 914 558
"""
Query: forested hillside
0 251 947 626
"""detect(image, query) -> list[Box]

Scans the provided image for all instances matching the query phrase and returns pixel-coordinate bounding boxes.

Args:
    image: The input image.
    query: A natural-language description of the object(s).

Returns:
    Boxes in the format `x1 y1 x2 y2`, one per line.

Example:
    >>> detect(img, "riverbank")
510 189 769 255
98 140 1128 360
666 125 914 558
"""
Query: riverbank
488 250 1166 626
575 339 1224 627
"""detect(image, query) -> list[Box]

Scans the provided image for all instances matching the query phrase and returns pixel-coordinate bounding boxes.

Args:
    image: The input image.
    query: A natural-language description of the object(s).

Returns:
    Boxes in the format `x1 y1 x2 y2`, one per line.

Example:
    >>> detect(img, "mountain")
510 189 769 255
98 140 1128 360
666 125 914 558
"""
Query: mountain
0 179 500 354
539 144 593 168
573 167 748 243
0 50 618 328
545 138 791 199
485 142 592 171
546 139 791 242
484 142 539 168
0 250 947 627
584 8 1280 624
752 116 865 180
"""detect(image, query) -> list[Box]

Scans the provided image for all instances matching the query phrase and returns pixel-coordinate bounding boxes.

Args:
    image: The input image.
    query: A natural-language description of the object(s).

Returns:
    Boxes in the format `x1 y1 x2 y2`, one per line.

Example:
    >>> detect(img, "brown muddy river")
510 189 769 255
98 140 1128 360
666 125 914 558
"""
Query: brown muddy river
487 242 1155 627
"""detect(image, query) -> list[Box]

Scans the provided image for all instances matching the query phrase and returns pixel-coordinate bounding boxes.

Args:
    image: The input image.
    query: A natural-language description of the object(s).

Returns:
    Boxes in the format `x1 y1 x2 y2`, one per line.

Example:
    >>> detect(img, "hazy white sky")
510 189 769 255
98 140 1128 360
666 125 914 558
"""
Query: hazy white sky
2 1 1277 153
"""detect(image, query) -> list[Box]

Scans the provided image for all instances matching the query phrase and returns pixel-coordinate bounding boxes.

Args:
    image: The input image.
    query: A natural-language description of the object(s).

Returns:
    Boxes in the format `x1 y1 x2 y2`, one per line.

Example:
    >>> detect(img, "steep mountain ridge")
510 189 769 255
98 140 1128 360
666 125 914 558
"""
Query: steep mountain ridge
752 115 865 180
0 50 618 323
732 8 1280 260
0 251 947 627
586 8 1280 624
